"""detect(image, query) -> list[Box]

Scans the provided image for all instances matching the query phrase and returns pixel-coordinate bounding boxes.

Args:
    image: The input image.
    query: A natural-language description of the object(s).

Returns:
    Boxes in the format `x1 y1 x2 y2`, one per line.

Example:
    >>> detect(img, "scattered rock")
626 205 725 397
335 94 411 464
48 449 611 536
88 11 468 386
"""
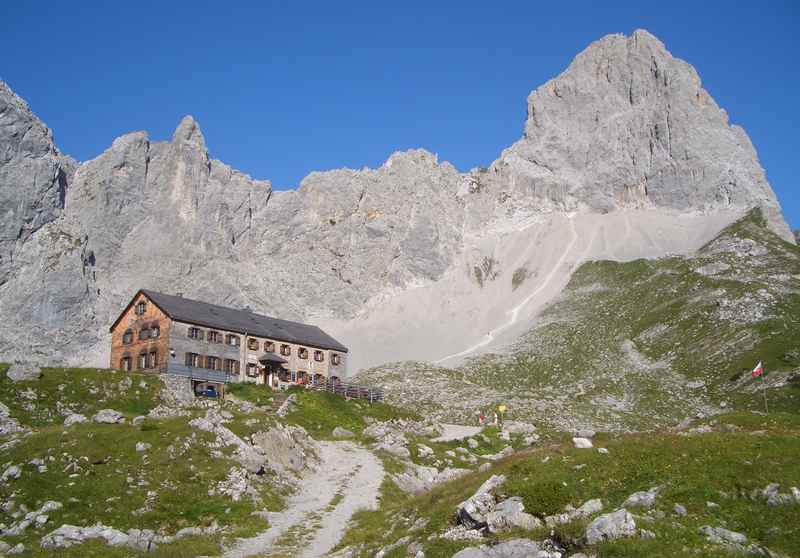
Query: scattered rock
452 538 547 558
503 421 537 435
585 509 636 544
622 486 661 509
2 500 62 536
6 362 42 382
276 394 297 417
92 409 125 424
2 465 21 481
485 497 542 533
752 483 800 506
698 525 748 545
0 402 24 435
673 503 687 516
417 444 434 457
545 498 603 527
250 423 318 475
332 426 355 439
135 442 151 452
456 475 506 530
572 437 593 449
63 414 87 427
483 446 514 461
597 448 609 454
392 462 469 494
575 429 596 439
132 415 146 426
41 524 130 549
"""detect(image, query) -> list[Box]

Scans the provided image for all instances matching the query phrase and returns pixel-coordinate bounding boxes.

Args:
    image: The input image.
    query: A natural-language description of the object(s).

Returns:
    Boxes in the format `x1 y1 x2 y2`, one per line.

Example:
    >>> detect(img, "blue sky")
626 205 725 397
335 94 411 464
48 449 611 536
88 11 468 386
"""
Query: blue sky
2 1 798 229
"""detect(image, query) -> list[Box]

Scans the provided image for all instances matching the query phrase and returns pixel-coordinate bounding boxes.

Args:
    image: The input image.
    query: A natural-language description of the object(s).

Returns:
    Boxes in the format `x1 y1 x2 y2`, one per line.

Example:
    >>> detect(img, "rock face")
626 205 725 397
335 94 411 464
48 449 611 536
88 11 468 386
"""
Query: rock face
0 30 793 370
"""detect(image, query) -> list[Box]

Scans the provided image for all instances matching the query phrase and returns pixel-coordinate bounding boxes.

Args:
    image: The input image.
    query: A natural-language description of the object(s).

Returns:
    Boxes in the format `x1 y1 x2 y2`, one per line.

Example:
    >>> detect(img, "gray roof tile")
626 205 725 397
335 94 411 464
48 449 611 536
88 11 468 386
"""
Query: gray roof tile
141 290 348 353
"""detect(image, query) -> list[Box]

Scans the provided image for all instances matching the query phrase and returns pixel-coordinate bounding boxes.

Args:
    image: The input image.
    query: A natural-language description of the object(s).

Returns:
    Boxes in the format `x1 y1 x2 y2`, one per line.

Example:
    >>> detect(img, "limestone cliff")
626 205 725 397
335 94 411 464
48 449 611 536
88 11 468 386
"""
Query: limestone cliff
0 30 793 369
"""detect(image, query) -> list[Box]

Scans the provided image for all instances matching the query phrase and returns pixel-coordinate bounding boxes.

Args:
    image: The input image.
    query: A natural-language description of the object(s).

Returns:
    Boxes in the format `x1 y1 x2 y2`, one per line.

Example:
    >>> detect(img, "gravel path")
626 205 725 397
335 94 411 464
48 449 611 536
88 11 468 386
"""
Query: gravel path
223 441 384 558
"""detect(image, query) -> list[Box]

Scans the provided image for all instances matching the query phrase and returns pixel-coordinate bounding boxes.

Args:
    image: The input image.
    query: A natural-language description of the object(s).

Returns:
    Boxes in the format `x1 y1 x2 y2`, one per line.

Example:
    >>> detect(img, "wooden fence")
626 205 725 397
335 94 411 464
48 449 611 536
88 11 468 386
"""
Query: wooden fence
307 378 384 403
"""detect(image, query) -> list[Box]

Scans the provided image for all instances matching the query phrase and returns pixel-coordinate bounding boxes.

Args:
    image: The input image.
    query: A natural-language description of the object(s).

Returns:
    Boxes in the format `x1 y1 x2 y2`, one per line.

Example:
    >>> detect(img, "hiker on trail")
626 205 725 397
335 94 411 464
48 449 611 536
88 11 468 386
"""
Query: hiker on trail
478 411 485 426
492 411 498 425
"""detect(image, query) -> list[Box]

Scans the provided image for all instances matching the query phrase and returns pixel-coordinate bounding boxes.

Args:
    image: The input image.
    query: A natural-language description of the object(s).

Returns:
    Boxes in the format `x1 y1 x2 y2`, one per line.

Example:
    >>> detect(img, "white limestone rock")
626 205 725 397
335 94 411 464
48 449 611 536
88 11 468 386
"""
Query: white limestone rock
63 414 87 427
456 474 506 530
585 509 636 544
332 426 355 439
572 437 593 449
6 363 42 382
452 539 547 558
92 409 125 424
622 486 662 509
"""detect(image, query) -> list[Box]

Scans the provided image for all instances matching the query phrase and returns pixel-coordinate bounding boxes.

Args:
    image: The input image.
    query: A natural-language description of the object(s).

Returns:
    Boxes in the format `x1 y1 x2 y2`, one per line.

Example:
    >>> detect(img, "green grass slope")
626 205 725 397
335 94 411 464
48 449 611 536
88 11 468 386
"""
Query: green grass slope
338 412 800 558
361 209 800 431
0 367 415 556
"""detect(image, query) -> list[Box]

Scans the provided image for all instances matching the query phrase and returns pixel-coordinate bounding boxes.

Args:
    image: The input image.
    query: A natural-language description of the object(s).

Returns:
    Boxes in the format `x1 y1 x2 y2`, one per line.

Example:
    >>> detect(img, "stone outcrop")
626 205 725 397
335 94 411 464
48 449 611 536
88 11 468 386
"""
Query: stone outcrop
585 509 636 544
0 29 793 370
5 363 42 382
91 409 125 424
391 462 469 494
452 538 554 558
0 402 24 435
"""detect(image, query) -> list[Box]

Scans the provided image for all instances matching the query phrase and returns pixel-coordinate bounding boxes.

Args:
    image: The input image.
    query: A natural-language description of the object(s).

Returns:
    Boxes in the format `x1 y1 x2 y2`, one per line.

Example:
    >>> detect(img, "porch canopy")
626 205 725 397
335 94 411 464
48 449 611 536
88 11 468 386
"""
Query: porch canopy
258 353 288 365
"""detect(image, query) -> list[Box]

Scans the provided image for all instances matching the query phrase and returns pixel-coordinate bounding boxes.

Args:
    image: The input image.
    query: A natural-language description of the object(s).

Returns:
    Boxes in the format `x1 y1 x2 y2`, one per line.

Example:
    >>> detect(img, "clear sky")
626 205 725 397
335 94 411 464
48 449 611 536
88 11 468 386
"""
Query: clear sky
2 1 798 229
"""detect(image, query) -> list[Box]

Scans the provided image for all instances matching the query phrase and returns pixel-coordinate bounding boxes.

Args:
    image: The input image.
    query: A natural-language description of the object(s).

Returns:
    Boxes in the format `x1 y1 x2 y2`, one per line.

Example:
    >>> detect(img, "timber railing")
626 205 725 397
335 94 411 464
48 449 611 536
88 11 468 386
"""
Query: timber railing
158 363 232 384
306 378 384 403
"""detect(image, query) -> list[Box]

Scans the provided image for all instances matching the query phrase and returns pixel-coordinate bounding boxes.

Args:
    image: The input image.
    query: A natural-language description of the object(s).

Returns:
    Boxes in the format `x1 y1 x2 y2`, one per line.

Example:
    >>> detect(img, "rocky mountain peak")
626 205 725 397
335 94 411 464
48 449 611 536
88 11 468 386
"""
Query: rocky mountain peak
171 115 206 151
0 31 794 370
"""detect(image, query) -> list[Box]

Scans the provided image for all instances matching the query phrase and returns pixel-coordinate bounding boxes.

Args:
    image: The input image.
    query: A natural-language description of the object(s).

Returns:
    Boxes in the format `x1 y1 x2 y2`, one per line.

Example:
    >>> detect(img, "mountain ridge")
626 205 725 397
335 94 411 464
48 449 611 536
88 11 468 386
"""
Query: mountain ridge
0 29 794 371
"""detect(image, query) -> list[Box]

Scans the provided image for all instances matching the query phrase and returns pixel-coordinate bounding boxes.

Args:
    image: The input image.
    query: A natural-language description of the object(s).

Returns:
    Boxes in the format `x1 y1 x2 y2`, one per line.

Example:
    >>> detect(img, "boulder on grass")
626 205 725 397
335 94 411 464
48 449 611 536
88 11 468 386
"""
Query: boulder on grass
332 426 355 439
7 363 42 382
64 414 87 427
92 409 125 424
585 509 636 544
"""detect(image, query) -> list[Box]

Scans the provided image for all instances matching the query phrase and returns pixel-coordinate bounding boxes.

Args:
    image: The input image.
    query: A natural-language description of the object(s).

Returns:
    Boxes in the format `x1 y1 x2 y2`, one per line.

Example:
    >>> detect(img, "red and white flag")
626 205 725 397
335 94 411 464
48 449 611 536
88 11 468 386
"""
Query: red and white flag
751 361 764 378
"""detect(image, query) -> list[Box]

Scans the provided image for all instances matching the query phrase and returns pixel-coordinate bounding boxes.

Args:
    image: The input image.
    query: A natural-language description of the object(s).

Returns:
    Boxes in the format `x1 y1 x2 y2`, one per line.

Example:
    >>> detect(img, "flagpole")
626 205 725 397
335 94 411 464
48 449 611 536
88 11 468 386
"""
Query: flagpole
760 373 769 414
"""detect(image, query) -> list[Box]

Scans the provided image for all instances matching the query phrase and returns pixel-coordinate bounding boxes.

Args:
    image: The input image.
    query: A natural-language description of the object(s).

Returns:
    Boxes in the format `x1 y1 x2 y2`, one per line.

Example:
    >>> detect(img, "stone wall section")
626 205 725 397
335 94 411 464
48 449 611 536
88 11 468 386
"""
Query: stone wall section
109 293 171 371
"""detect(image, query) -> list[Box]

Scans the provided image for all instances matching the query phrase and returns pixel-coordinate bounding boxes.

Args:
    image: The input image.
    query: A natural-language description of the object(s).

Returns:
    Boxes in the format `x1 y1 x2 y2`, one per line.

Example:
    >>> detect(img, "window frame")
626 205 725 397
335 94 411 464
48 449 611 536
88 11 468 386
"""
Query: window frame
135 301 147 315
226 334 240 347
122 330 133 345
148 350 158 368
264 341 275 353
138 352 148 369
280 344 291 357
314 350 324 362
188 327 203 340
298 347 308 360
120 356 131 371
224 359 240 374
331 353 342 366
